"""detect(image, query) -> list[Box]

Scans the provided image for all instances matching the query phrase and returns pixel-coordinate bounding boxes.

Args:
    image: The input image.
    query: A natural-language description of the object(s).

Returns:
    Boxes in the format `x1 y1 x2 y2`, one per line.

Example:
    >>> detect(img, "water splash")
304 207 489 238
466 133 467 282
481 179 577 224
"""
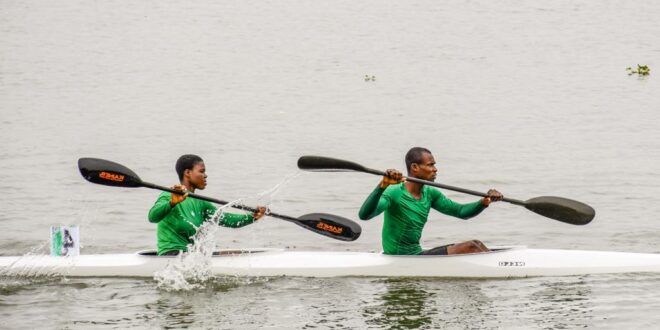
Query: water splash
240 171 301 214
153 173 299 291
154 204 227 291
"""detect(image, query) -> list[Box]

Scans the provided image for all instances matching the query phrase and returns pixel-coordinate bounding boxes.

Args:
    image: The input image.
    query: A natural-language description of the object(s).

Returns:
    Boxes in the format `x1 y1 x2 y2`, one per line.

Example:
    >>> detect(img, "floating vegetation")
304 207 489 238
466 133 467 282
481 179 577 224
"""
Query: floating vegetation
626 64 650 76
364 75 376 82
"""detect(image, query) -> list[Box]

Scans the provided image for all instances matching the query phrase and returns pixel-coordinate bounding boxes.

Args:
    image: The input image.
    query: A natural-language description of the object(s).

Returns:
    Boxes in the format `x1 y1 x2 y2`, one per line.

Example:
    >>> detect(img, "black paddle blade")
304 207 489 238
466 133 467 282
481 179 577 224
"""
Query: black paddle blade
297 156 367 172
78 158 143 188
294 213 362 241
524 196 595 225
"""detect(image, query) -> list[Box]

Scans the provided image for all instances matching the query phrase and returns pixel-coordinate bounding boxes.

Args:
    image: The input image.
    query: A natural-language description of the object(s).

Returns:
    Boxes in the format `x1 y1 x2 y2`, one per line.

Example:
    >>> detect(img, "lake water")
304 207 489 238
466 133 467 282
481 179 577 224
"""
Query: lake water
1 0 660 329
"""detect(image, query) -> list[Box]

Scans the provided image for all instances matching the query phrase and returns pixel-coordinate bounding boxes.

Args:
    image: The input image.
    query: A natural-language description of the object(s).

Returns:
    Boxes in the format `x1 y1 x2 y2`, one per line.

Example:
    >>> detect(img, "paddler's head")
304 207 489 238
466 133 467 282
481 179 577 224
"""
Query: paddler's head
405 147 437 181
176 154 207 191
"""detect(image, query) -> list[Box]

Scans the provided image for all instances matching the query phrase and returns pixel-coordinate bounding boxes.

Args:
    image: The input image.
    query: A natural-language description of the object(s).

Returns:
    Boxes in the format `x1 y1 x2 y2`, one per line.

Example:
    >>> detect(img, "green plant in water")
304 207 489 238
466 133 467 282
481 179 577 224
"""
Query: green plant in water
626 64 650 76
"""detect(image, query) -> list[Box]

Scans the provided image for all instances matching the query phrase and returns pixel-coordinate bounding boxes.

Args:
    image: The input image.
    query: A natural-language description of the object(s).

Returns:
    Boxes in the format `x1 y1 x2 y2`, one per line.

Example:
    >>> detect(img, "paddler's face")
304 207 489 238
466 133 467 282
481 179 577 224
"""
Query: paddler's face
412 152 437 181
187 161 208 190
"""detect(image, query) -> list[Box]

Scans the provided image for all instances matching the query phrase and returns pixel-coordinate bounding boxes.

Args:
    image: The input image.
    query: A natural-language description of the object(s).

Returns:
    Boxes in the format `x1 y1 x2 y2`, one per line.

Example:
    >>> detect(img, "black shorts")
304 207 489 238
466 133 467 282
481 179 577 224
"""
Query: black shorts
161 250 181 256
420 244 453 255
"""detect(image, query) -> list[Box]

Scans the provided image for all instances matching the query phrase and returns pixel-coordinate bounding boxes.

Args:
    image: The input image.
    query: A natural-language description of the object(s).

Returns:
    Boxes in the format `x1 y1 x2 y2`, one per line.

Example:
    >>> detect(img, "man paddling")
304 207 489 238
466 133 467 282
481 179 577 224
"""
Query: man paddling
358 147 503 255
148 154 267 256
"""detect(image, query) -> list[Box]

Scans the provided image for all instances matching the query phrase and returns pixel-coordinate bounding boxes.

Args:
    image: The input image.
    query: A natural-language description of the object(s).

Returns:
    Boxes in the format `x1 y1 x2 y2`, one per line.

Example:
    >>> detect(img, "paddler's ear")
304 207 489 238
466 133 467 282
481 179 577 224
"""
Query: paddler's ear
410 163 419 173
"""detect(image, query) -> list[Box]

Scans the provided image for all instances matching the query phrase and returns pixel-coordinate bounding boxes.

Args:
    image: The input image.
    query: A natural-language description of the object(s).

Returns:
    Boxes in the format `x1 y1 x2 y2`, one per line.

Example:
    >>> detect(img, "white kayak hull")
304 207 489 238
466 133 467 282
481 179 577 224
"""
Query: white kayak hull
3 246 660 278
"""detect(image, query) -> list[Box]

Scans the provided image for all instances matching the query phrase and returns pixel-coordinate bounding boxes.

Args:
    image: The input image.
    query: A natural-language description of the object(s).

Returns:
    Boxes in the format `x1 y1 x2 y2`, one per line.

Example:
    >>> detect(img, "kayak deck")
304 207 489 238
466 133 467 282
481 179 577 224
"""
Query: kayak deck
3 246 660 278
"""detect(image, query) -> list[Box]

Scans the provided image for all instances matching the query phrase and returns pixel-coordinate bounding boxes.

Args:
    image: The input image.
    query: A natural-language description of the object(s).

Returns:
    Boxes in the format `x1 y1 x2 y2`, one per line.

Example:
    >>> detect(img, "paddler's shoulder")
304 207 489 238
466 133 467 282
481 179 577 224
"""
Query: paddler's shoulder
422 185 443 198
156 191 171 199
383 182 406 197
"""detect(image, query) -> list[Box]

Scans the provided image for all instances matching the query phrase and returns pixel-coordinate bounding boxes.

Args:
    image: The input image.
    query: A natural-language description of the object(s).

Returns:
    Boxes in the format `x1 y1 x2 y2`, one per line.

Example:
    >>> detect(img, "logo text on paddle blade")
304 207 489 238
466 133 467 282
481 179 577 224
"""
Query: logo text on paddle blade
316 221 343 234
99 171 125 182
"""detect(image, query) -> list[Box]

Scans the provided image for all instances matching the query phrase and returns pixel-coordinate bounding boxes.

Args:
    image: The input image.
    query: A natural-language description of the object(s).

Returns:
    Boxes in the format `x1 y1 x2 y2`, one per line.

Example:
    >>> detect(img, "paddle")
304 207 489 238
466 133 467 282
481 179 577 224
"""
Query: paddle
78 158 361 241
297 156 595 225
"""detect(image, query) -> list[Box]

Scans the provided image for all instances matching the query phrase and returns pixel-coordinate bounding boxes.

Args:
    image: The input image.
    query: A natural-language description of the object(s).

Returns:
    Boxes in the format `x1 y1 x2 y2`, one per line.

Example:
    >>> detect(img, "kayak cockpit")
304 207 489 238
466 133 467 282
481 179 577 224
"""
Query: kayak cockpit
136 248 284 257
135 246 524 257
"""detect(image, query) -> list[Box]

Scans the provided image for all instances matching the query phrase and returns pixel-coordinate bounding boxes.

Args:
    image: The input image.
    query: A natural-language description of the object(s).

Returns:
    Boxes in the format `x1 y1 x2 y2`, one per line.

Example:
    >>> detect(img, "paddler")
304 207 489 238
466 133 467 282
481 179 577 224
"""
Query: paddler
148 154 266 256
358 147 503 255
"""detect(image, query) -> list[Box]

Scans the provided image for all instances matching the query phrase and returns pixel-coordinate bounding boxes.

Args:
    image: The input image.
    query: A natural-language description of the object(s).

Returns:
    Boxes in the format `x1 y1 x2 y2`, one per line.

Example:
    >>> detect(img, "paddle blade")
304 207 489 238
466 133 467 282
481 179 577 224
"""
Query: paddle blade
294 213 362 241
297 156 368 172
524 196 595 225
78 158 143 188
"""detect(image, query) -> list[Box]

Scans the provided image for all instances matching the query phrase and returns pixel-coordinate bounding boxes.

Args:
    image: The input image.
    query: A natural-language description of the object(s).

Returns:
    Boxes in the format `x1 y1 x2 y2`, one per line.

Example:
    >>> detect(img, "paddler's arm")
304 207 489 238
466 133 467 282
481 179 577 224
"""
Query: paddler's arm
358 169 402 220
148 186 188 223
218 212 255 228
431 188 503 219
208 205 267 228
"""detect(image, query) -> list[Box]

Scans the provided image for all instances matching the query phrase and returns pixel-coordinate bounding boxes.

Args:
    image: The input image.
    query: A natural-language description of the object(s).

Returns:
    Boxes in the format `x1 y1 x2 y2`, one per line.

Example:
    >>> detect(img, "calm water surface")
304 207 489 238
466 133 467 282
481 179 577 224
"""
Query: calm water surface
1 0 660 329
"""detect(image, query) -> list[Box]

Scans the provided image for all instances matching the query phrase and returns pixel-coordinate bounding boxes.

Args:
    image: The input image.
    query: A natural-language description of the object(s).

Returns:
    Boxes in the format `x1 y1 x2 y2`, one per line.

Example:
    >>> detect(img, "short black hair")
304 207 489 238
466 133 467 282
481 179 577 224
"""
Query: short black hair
405 147 431 172
175 154 203 181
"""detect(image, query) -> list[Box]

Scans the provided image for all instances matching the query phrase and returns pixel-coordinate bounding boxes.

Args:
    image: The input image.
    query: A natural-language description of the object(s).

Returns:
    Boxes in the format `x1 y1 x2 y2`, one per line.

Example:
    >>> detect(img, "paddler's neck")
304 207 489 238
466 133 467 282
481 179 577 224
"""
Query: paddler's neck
180 181 195 193
405 181 424 199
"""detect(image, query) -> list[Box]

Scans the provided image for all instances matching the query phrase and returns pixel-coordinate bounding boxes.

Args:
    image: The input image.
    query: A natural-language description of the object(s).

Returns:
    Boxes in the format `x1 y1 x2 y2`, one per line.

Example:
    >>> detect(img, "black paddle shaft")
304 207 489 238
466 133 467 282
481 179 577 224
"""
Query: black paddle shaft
297 156 524 204
140 182 297 221
141 182 361 241
142 181 362 241
78 157 362 241
359 167 526 206
297 155 595 225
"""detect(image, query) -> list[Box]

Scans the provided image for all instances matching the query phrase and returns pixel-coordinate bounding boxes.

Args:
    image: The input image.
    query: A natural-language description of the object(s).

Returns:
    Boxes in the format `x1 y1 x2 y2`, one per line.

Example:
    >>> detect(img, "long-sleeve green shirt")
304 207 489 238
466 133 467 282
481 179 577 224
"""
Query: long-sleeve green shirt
359 183 486 255
148 192 255 255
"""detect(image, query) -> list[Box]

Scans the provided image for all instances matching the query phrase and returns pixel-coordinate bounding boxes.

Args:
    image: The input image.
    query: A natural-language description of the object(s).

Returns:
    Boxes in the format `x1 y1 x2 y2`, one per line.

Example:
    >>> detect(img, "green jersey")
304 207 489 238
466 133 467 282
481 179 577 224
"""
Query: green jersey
359 183 486 255
148 192 255 255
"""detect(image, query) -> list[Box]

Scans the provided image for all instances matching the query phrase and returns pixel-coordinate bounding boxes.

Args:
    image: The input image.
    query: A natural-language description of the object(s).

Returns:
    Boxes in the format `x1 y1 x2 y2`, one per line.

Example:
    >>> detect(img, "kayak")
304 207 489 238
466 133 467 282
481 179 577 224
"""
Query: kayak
3 246 660 278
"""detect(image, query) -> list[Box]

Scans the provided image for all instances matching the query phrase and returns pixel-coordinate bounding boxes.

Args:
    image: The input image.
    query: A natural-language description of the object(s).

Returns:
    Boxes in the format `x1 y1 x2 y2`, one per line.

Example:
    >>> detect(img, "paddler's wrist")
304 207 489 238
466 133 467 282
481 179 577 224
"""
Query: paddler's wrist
245 213 258 224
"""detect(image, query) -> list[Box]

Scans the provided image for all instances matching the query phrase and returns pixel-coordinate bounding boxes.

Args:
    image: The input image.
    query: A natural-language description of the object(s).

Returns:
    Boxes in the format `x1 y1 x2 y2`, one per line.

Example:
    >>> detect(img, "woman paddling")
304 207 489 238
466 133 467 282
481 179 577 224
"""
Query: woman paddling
148 154 266 256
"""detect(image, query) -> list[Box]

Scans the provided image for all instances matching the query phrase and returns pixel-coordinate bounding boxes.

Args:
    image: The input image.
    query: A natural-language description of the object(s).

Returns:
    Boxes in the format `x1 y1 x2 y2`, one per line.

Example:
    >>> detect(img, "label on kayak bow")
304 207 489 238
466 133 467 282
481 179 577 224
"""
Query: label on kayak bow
50 226 80 256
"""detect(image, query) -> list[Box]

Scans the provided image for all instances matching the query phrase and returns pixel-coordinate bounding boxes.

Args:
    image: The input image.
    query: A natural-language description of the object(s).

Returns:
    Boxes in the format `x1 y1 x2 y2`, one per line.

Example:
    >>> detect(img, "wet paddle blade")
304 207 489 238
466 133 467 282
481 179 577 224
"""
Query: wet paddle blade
524 196 595 225
294 213 362 241
297 156 369 172
78 158 144 188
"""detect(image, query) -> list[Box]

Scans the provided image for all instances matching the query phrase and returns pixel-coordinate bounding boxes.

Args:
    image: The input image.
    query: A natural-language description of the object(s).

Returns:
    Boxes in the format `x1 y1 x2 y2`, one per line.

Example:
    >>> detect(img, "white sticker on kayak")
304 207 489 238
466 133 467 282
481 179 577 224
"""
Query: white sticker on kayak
50 225 80 256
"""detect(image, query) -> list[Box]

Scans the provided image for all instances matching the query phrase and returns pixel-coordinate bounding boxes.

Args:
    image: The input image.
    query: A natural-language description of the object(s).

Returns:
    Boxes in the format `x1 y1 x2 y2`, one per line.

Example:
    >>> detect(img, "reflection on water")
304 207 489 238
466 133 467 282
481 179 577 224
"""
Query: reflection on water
361 277 596 330
363 279 436 329
150 296 197 329
362 279 497 329
3 274 658 329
